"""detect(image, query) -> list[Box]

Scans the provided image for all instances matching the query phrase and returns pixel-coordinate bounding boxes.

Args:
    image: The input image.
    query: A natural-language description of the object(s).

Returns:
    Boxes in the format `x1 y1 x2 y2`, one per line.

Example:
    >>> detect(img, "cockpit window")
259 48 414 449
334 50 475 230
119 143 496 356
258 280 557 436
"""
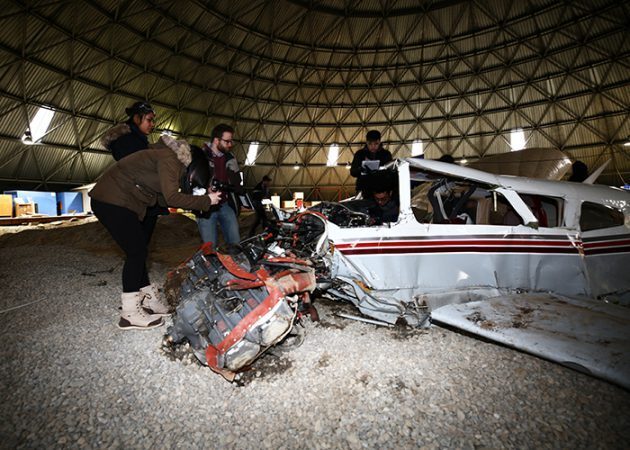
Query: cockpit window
580 202 625 231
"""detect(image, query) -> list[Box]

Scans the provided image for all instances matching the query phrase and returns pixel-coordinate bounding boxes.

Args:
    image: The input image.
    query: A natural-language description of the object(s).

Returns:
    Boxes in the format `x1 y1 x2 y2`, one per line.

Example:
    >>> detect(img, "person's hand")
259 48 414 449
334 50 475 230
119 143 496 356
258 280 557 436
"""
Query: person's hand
208 191 222 205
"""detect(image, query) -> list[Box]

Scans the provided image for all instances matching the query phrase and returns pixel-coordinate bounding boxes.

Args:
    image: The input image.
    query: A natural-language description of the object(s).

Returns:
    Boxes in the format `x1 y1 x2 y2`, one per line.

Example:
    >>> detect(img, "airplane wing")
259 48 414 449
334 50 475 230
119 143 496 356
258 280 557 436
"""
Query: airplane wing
468 148 573 180
430 293 630 389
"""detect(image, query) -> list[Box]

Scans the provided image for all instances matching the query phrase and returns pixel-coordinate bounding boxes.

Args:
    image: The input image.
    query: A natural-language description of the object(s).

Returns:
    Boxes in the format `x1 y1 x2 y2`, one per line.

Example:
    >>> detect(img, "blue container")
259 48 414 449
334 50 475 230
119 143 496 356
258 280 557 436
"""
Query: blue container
4 190 58 216
56 192 84 215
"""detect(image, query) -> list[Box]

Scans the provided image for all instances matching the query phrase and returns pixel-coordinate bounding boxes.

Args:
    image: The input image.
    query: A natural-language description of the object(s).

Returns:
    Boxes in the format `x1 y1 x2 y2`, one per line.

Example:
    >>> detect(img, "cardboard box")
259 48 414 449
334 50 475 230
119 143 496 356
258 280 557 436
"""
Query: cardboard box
4 190 57 216
15 202 35 216
0 194 12 217
56 192 84 214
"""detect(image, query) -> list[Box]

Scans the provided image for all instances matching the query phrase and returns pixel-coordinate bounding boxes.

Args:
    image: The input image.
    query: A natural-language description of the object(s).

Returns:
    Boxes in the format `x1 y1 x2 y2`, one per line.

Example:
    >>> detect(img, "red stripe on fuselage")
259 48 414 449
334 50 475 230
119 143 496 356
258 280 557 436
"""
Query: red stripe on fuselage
335 239 572 249
339 246 578 256
334 236 630 256
582 237 630 256
583 246 630 255
582 238 630 249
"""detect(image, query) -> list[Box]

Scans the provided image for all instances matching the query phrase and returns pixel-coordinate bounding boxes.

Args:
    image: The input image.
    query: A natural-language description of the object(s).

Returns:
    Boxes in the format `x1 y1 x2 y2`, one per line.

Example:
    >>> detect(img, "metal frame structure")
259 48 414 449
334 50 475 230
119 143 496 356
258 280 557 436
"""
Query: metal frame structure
0 0 628 198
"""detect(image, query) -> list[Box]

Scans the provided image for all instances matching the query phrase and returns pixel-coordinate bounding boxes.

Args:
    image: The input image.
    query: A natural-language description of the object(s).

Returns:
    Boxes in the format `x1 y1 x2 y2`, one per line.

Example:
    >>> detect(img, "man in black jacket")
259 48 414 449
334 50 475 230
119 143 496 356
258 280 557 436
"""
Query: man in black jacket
350 130 392 196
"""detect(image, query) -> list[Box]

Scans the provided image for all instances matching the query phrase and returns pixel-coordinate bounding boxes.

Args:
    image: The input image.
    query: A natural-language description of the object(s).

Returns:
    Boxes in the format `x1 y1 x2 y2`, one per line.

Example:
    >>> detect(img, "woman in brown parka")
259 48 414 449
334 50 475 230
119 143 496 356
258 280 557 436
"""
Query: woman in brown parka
90 135 221 330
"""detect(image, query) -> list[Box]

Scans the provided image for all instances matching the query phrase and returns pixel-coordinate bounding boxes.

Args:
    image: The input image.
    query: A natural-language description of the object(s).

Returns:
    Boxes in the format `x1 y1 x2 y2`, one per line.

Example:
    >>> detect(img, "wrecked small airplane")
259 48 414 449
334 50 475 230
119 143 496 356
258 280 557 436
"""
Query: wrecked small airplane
165 157 630 388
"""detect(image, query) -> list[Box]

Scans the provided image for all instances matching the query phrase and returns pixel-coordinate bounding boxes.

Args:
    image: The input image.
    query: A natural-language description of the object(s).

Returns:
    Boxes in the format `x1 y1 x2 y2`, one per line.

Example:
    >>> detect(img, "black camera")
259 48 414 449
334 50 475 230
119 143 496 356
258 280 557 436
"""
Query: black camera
210 178 234 193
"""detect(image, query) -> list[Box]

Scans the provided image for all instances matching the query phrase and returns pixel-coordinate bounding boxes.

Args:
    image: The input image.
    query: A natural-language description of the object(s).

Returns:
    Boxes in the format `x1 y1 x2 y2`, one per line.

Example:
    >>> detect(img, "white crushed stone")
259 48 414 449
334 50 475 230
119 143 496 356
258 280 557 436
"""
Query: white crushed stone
1 221 629 449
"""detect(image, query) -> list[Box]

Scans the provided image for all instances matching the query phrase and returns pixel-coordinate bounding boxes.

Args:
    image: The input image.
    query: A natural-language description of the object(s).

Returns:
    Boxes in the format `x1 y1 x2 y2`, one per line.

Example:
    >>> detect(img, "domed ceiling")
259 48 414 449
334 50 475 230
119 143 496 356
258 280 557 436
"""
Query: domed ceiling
0 0 628 199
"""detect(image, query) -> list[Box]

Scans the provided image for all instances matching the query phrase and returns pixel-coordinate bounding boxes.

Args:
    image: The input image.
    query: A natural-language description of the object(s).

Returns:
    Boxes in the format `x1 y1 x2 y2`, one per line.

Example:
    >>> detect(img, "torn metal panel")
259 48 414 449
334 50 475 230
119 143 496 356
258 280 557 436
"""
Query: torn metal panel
430 294 630 389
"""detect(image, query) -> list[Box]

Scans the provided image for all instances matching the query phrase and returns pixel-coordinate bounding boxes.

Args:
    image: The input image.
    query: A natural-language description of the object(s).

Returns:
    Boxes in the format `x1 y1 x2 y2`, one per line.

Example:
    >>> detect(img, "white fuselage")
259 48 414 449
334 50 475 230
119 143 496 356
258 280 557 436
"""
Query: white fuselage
327 159 630 306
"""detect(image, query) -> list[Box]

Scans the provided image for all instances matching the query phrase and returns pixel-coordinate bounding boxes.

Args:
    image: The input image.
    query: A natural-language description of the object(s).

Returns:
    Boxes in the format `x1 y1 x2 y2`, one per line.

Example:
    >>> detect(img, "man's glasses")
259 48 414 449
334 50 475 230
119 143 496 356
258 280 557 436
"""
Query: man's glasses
220 138 233 145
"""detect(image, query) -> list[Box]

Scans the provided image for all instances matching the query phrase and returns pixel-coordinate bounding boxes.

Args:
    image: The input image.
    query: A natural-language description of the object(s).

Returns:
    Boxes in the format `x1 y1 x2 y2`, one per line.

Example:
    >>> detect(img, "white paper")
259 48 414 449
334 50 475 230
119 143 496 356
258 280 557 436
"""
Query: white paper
362 160 380 171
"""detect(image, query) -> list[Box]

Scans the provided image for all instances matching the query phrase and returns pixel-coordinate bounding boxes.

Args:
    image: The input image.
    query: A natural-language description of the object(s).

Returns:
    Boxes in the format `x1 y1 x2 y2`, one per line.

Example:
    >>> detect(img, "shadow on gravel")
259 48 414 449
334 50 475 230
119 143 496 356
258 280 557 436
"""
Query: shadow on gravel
161 326 300 386
390 324 429 341
313 296 430 340
312 296 354 330
236 355 294 386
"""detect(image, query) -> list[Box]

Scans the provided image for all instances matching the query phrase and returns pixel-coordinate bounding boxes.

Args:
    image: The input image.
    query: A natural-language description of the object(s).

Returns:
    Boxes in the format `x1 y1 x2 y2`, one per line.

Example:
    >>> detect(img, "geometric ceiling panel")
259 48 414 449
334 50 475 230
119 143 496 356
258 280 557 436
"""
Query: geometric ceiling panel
0 0 628 198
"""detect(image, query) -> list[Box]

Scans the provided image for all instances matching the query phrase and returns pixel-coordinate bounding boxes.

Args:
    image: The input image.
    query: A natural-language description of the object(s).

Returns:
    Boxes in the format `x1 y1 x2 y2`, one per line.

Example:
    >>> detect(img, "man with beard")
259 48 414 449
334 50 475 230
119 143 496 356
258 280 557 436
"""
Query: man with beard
197 123 243 248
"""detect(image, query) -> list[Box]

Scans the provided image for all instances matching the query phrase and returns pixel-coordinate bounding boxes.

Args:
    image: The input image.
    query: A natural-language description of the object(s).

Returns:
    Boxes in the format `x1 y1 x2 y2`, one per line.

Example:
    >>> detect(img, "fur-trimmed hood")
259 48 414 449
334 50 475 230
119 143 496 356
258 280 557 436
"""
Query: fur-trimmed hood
89 133 211 220
100 123 131 149
159 135 192 167
100 124 191 167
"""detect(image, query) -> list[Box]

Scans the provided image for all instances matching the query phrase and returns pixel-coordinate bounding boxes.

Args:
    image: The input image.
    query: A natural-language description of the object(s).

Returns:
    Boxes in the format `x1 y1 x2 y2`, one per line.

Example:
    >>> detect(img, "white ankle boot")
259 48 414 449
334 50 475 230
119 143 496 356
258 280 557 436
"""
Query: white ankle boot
118 292 164 330
140 284 172 316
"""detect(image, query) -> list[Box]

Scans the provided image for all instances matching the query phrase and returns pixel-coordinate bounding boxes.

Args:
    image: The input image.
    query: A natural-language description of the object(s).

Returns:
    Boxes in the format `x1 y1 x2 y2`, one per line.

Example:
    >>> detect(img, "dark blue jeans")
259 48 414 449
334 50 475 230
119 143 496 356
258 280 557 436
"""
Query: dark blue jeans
197 202 240 248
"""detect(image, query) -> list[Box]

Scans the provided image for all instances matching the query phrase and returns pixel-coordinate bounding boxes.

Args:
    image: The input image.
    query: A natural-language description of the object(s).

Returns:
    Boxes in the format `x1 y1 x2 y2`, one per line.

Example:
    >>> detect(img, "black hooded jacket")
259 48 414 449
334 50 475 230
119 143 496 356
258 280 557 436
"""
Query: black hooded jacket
105 121 150 161
100 122 168 216
350 145 393 193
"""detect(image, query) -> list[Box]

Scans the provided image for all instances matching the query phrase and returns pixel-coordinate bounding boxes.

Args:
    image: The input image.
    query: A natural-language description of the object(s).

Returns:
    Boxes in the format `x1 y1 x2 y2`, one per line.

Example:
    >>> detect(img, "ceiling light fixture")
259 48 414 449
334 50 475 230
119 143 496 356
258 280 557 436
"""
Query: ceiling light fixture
510 128 526 151
411 139 424 157
22 106 55 145
327 144 339 166
245 142 259 166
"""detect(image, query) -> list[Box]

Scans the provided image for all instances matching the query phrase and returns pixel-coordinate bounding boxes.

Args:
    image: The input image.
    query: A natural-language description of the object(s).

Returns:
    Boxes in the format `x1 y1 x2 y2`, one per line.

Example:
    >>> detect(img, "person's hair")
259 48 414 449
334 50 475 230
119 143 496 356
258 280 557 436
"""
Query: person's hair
181 145 209 194
568 160 588 182
366 130 381 142
262 175 272 182
211 123 235 141
437 154 455 163
125 101 154 118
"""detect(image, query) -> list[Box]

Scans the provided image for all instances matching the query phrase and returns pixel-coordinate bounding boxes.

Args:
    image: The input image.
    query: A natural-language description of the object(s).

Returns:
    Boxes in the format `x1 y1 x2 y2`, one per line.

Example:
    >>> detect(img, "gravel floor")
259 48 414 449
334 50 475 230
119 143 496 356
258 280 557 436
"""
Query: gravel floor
1 218 629 449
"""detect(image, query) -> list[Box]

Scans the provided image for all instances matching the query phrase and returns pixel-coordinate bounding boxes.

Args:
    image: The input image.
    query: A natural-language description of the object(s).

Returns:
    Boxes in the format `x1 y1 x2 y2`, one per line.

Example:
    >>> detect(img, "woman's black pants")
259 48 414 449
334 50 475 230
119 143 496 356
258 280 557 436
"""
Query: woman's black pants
91 199 156 292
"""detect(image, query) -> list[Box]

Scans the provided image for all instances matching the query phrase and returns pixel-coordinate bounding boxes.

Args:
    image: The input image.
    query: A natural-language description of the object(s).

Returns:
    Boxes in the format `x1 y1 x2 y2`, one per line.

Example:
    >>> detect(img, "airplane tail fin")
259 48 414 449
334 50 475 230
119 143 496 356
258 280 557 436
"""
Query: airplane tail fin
583 160 610 184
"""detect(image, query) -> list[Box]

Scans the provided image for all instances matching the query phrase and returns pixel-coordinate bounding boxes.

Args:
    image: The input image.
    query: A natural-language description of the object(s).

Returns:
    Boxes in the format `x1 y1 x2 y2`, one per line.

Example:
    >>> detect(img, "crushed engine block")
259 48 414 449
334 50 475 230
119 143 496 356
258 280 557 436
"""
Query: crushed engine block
165 213 327 380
